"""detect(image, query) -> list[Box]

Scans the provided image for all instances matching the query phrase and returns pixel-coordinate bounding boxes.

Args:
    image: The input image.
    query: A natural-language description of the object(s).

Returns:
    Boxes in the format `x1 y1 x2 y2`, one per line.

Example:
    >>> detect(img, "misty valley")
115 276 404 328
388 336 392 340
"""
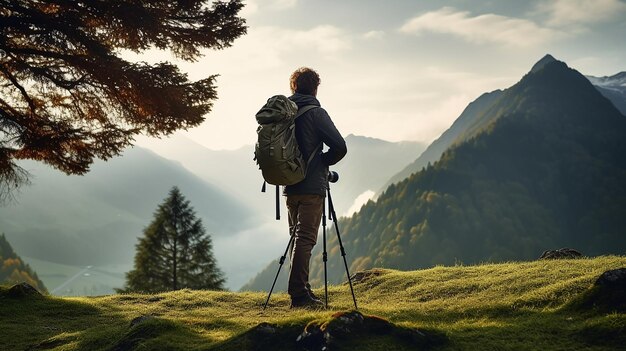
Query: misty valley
3 56 626 298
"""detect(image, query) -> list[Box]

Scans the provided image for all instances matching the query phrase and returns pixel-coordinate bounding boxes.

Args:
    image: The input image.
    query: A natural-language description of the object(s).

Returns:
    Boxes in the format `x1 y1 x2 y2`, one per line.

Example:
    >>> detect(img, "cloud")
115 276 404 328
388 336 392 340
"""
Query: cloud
400 7 563 47
188 24 351 75
282 25 351 55
240 0 298 17
249 25 351 62
240 0 259 17
363 30 385 40
271 0 297 10
344 190 376 216
538 0 626 26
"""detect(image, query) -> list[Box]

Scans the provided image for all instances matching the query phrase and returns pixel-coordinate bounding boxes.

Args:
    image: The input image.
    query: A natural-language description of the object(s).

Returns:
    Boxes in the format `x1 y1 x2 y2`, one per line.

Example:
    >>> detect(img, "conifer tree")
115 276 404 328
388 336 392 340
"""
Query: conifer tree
0 0 247 201
121 187 225 293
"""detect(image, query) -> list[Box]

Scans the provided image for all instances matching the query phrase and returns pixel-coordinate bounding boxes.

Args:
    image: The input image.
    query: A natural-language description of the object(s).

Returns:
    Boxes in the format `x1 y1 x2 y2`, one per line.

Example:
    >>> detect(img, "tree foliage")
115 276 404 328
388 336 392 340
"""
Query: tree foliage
121 187 225 293
0 233 47 292
0 0 246 201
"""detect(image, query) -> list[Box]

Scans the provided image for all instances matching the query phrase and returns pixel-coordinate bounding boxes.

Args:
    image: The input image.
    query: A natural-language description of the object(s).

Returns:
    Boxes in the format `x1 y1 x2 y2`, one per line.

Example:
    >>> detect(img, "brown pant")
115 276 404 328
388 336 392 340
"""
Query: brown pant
286 194 324 298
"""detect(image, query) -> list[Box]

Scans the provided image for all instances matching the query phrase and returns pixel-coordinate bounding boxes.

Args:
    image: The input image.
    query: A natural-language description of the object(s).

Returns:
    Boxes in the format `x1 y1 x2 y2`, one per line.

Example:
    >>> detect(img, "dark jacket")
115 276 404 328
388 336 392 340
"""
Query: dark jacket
284 93 347 197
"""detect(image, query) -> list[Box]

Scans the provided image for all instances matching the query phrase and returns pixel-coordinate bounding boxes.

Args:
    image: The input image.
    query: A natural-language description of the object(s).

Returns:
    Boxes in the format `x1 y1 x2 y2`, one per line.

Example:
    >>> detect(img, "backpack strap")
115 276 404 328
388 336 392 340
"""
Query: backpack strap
295 105 318 119
306 143 321 168
295 105 321 168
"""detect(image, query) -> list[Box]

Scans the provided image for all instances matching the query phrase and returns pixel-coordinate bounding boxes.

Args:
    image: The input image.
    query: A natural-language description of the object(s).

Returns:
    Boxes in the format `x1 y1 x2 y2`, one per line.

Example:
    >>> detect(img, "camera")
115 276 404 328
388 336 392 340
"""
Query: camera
328 170 339 183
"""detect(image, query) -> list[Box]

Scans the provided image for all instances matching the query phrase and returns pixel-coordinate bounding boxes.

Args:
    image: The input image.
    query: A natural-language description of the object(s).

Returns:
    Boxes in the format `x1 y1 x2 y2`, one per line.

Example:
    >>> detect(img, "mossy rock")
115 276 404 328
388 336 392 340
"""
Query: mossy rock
4 282 43 299
297 311 447 351
569 268 626 312
212 311 446 351
539 248 583 260
349 269 393 284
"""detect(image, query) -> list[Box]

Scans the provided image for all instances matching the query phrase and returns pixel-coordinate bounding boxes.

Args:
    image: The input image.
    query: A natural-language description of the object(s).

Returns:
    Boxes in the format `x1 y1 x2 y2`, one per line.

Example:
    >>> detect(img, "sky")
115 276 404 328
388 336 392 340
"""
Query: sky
135 0 626 151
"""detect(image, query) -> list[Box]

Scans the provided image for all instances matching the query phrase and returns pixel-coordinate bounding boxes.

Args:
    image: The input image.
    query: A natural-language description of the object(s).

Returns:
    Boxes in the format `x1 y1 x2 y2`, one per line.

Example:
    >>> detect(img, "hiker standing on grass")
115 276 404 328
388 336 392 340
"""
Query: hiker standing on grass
286 67 347 308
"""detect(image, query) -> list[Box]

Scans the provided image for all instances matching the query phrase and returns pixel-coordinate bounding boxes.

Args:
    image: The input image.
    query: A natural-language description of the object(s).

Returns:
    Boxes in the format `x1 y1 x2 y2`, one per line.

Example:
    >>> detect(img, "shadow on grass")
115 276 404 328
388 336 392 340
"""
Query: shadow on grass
1 286 104 350
0 286 242 351
444 309 626 351
386 301 626 351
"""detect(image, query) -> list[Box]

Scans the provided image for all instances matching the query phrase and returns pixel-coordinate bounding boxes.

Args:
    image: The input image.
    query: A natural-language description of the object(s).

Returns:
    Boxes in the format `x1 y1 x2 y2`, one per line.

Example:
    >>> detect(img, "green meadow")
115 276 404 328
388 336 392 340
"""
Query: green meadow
2 256 625 351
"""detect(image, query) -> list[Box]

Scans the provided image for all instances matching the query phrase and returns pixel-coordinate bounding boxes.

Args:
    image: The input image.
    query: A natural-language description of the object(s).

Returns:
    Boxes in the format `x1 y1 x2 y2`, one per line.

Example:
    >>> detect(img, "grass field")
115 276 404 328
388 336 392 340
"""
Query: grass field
2 256 625 350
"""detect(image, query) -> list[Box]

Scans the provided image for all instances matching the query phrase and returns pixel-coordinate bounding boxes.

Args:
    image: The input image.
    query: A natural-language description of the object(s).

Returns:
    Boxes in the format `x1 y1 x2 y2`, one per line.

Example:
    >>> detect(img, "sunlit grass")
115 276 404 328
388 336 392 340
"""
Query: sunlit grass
2 256 625 350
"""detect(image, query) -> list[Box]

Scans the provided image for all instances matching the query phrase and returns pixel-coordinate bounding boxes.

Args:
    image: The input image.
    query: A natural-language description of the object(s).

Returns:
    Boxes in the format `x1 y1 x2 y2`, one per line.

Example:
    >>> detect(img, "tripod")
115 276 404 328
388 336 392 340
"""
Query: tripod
263 185 358 310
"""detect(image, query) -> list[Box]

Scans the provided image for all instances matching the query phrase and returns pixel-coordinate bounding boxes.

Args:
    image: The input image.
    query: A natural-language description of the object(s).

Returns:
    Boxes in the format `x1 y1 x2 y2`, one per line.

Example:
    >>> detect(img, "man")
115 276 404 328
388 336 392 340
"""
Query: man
285 67 347 308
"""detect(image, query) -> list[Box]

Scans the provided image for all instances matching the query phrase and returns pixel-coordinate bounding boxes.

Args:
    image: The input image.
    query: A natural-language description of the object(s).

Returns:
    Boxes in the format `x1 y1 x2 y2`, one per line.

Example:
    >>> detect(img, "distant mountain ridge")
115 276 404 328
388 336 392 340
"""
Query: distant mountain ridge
144 133 426 218
587 72 626 115
381 89 503 192
246 55 626 290
0 147 251 268
383 55 626 192
308 56 626 284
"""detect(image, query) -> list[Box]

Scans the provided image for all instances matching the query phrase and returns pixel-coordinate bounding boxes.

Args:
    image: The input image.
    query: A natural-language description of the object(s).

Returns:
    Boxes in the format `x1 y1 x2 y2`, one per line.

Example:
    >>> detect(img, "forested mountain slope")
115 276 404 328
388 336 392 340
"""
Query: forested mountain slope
306 56 626 285
384 56 626 193
0 234 46 293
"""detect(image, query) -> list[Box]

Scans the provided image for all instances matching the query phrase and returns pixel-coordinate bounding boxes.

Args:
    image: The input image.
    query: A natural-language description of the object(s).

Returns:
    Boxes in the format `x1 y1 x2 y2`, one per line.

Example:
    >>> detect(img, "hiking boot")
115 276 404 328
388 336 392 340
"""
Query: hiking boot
306 284 321 302
290 294 324 309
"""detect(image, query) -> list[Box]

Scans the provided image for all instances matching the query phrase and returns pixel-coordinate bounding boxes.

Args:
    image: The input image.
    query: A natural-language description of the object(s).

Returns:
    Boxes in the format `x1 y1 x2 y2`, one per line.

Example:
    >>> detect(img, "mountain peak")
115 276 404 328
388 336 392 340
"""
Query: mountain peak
587 71 626 87
530 54 558 73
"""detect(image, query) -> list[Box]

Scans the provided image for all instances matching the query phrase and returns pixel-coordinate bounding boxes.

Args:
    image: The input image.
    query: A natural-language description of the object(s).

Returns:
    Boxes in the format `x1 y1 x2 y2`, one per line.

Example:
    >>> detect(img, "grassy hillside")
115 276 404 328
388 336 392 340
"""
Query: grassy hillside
2 256 625 350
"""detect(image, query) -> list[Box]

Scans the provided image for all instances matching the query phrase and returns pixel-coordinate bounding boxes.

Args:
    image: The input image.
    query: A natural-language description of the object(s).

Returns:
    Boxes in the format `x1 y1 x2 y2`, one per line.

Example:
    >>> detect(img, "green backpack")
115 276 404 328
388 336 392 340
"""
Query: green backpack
254 95 318 186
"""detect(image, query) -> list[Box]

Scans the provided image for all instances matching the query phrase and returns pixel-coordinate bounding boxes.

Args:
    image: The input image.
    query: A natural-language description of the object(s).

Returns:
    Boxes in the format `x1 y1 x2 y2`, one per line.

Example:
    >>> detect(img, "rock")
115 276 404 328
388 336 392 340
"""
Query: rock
129 315 155 328
595 268 626 288
251 322 277 335
297 311 369 351
539 248 583 260
218 312 446 350
349 268 391 284
326 311 365 336
574 268 626 312
296 311 446 350
6 282 42 298
296 323 326 351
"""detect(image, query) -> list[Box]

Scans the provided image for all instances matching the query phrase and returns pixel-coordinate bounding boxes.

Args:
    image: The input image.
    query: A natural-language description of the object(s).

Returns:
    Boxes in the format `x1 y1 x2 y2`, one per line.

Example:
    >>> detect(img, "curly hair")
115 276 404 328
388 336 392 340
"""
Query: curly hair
289 67 321 95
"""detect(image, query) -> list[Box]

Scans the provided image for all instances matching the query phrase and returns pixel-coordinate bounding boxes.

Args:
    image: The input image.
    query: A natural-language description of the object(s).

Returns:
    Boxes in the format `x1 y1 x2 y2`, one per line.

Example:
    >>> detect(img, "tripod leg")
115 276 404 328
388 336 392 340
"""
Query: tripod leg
327 189 358 310
275 185 280 220
263 235 295 310
322 196 329 308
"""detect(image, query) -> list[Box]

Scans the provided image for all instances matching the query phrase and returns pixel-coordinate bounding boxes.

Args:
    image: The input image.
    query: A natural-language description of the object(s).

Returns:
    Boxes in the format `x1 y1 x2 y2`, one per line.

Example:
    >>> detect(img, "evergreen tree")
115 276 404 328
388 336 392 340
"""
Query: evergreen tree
0 0 246 201
121 187 225 293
